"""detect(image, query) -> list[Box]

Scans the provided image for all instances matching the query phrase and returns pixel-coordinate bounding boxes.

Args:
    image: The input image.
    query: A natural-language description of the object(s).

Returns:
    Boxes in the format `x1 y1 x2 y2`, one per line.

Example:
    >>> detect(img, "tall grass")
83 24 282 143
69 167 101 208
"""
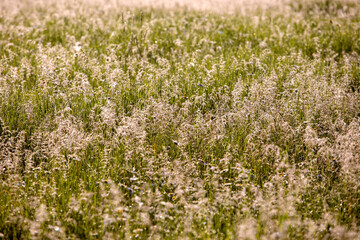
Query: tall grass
0 0 359 239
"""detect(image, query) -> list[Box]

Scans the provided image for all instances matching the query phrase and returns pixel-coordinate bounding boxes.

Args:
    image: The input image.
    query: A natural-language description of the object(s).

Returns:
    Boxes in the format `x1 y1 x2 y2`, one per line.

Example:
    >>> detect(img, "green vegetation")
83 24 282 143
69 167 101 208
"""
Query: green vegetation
0 0 359 239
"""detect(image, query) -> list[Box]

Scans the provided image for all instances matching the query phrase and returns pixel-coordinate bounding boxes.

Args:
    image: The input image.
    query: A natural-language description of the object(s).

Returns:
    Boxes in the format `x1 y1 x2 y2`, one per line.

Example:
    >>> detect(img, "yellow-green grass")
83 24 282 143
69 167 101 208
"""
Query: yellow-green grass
0 0 359 239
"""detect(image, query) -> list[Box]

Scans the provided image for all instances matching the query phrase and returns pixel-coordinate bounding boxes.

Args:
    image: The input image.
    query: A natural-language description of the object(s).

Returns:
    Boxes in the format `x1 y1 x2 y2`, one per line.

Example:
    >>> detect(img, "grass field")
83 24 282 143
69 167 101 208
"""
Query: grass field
0 0 359 239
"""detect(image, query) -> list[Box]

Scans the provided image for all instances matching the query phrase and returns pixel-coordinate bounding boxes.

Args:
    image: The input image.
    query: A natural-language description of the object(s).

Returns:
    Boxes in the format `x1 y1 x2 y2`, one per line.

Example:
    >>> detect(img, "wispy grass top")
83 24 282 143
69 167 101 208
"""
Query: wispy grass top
0 0 359 239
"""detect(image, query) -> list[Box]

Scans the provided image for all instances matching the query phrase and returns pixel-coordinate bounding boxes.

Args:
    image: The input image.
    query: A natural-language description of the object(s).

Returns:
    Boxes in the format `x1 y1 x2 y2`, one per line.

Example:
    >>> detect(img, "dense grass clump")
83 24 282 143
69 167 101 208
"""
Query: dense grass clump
0 0 360 239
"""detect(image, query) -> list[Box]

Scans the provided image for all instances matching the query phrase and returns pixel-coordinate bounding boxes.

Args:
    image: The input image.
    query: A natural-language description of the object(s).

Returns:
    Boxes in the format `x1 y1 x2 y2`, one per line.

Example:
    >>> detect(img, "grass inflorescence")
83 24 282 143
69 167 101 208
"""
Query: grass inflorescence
0 0 360 239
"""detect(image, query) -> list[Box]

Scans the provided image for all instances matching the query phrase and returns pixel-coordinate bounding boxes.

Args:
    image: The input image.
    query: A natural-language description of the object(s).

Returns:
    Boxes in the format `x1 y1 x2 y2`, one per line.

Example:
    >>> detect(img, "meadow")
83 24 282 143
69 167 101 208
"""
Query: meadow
0 0 359 239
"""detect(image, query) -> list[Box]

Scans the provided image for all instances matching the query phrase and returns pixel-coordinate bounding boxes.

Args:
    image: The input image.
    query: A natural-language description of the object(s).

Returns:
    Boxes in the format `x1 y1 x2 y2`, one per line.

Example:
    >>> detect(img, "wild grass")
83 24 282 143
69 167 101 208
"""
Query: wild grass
0 0 359 239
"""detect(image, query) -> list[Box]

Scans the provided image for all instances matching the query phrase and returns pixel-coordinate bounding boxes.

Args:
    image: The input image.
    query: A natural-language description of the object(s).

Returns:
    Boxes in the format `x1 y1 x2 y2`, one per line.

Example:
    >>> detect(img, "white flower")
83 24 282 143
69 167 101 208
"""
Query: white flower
74 42 82 52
